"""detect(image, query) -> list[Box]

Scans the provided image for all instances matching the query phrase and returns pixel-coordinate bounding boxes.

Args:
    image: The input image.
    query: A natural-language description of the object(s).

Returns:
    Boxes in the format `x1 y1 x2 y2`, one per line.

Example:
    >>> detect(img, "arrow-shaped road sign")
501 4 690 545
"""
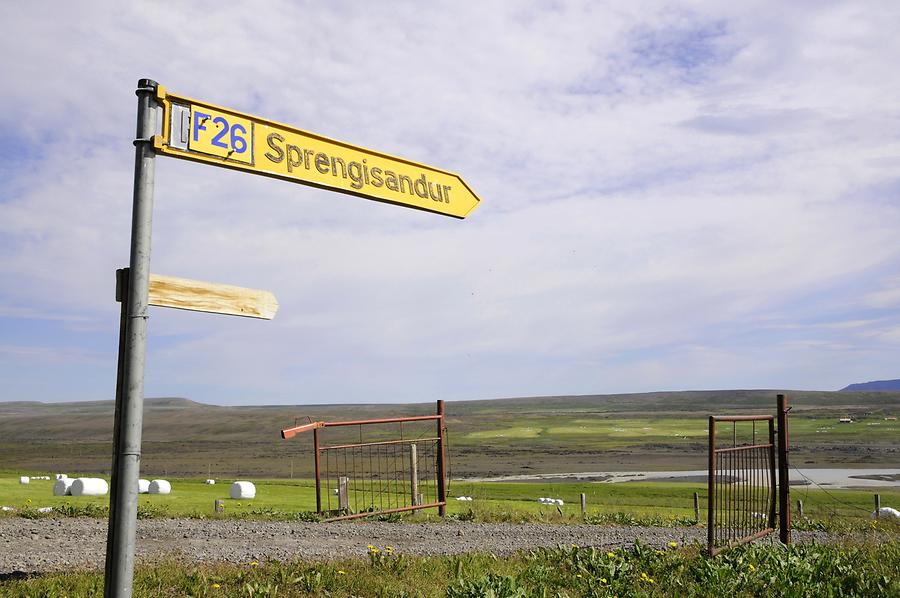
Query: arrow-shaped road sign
153 86 480 219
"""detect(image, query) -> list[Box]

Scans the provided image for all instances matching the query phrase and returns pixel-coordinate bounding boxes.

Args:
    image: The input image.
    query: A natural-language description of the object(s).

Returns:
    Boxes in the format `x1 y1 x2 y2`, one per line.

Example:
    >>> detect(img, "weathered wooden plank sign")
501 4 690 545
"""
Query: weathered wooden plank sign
116 269 278 319
152 86 480 219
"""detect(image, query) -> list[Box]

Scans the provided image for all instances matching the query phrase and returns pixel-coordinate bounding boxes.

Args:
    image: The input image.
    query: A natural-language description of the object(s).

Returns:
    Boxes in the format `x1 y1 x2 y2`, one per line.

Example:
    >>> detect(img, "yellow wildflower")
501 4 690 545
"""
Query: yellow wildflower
669 541 678 548
338 570 346 575
386 546 394 553
748 563 756 572
211 583 220 588
601 578 607 584
249 561 259 567
607 552 615 558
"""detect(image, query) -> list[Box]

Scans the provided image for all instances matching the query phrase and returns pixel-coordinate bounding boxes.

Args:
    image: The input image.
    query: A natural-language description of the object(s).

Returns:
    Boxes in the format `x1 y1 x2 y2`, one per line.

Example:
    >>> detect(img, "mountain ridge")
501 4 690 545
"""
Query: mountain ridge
840 379 900 392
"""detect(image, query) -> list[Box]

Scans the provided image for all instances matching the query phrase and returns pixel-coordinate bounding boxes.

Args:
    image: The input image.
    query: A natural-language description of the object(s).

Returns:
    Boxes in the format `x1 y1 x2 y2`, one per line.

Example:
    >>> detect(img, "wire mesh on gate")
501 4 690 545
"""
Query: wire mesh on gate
282 402 447 522
707 415 777 556
321 436 441 517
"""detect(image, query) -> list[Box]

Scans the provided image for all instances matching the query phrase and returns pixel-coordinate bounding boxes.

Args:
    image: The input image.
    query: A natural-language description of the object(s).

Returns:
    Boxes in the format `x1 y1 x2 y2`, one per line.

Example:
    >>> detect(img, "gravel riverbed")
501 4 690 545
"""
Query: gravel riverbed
0 518 833 574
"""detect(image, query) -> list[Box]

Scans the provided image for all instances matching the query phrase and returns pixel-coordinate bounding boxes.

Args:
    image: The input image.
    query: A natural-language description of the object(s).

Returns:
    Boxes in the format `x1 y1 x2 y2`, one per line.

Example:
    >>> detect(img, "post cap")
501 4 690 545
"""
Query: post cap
136 79 159 94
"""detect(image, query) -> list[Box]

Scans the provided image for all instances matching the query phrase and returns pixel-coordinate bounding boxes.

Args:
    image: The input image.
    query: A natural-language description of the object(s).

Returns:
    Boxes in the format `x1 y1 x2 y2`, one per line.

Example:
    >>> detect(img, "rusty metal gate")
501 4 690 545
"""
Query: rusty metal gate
707 414 777 555
707 394 791 556
281 400 447 521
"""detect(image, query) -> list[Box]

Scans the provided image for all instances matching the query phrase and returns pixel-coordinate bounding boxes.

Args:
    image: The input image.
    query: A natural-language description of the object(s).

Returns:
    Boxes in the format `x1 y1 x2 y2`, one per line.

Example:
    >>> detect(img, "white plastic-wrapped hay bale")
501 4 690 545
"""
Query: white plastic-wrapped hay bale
230 481 256 499
205 479 216 485
148 480 171 495
56 473 68 480
19 476 29 484
53 478 74 496
70 478 109 497
872 507 900 520
138 479 150 494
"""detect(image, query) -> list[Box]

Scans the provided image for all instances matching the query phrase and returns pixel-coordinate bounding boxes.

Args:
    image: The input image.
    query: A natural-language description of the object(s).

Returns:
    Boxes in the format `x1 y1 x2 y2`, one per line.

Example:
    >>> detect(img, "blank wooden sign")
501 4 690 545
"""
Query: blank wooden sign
116 269 278 320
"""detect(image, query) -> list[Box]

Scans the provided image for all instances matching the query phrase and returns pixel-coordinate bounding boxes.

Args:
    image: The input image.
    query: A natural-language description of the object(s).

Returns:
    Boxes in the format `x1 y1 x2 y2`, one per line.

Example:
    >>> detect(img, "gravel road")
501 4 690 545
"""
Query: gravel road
0 518 839 575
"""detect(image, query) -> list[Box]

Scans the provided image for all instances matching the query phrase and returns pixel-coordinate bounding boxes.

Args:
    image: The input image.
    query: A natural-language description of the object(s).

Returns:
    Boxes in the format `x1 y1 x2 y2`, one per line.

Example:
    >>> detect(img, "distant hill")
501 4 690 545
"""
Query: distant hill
2 389 898 477
840 379 900 392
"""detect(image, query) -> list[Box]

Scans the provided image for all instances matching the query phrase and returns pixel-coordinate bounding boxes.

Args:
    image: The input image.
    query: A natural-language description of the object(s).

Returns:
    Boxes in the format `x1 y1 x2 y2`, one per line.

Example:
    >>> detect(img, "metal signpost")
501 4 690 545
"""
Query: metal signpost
105 79 480 597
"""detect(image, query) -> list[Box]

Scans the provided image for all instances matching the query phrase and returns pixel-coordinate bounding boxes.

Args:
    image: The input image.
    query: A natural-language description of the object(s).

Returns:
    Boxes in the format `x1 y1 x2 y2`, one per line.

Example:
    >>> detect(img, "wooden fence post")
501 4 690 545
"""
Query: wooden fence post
777 394 791 545
338 476 349 511
410 443 419 506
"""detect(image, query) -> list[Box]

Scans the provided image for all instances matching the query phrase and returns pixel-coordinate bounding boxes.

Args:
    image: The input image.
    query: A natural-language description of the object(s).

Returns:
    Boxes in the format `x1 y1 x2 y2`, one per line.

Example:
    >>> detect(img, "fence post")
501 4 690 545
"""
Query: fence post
694 492 700 522
797 499 803 518
776 394 791 545
875 494 881 518
436 400 447 517
409 443 419 506
214 499 224 514
580 493 586 517
338 476 349 511
707 416 716 554
313 427 322 514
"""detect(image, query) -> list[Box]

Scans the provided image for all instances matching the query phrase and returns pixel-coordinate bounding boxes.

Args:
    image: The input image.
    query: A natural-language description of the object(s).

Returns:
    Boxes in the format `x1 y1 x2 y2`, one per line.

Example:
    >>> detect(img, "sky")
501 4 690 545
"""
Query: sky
1 1 899 405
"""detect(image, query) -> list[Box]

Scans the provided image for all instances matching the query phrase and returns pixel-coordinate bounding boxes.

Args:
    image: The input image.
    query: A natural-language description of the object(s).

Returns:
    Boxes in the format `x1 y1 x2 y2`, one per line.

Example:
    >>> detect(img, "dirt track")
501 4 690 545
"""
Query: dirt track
0 518 833 574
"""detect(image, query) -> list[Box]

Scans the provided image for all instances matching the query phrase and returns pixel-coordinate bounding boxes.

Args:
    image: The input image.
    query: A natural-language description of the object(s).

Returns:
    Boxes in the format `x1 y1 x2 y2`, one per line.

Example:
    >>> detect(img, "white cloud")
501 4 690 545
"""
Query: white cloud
2 1 900 403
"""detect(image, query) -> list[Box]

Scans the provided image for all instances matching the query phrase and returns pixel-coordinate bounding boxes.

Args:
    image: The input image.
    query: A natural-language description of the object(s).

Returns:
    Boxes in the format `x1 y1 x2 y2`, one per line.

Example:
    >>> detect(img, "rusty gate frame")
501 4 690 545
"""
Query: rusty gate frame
707 414 776 555
281 400 447 521
707 394 790 556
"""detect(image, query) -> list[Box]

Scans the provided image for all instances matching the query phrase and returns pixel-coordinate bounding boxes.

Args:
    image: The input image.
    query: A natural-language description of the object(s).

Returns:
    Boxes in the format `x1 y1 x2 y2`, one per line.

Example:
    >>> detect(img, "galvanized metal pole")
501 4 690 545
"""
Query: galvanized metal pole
104 78 158 598
104 269 130 595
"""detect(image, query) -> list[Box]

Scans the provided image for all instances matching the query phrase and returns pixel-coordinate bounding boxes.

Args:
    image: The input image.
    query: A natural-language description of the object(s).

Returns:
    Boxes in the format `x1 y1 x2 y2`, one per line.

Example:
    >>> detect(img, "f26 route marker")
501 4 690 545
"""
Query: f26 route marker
153 86 481 219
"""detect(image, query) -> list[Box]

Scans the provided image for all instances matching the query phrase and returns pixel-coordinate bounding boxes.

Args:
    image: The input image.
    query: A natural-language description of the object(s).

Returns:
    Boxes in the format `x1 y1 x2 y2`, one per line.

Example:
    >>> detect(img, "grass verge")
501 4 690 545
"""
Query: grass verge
2 540 897 597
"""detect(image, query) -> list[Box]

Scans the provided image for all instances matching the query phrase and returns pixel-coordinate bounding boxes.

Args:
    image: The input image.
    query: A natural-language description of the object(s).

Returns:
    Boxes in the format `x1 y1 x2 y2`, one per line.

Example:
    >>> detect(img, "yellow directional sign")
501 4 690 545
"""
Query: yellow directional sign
153 86 480 218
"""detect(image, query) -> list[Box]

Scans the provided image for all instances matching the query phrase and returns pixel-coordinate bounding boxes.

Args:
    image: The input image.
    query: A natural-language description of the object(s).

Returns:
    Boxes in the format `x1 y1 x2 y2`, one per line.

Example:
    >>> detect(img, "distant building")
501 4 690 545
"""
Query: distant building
885 416 897 421
838 417 853 423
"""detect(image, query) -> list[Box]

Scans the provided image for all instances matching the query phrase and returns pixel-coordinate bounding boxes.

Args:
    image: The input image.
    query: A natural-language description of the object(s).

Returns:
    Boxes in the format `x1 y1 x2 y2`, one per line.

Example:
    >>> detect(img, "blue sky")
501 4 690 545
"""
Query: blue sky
1 1 899 405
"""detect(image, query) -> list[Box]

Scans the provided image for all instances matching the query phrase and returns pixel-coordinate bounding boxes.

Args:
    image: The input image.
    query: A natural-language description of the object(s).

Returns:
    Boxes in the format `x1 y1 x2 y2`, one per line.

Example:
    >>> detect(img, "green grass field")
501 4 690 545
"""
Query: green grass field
2 391 898 479
4 540 898 597
3 475 896 526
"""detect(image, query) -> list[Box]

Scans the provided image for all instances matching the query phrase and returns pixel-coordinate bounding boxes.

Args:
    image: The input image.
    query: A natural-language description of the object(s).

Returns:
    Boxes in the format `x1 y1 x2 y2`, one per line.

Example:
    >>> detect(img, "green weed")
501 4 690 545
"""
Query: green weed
4 540 896 597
